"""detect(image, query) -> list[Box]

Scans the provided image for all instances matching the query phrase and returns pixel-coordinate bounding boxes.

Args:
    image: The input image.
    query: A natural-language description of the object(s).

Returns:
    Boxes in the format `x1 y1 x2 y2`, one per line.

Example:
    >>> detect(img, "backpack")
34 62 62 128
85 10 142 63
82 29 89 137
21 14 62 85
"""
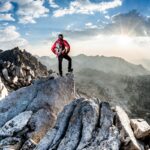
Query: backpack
55 40 65 54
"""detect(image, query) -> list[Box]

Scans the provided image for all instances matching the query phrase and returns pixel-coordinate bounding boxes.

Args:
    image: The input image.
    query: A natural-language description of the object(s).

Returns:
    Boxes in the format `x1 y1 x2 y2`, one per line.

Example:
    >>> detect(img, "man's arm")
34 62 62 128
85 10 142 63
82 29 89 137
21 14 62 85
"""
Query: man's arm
51 41 57 55
63 40 70 53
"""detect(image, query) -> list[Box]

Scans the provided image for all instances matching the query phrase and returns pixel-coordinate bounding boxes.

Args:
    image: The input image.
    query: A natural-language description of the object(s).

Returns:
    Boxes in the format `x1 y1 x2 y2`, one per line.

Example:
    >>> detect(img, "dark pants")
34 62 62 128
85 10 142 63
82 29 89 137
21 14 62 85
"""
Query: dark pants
58 54 72 76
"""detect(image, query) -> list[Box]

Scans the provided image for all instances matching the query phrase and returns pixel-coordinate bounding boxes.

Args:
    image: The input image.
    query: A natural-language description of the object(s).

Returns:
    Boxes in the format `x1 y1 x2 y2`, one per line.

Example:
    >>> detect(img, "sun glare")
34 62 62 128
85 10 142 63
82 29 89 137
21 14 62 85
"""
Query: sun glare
117 35 132 46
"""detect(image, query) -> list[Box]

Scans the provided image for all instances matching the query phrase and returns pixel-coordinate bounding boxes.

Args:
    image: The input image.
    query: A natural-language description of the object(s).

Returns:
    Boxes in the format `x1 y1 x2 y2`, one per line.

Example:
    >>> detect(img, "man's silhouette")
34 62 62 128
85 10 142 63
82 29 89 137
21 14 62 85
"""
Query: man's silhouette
51 34 73 76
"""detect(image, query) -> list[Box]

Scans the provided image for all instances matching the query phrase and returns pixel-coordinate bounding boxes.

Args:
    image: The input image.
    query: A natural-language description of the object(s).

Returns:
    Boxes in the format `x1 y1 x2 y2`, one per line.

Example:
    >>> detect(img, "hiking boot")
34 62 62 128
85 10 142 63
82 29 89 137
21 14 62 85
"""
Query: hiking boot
68 68 73 73
60 73 63 77
66 73 70 76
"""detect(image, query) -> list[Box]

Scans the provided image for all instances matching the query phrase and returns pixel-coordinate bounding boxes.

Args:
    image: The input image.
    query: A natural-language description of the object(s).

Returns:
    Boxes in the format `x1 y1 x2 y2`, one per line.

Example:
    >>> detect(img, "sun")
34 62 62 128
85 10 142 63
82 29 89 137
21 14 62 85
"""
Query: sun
117 34 132 46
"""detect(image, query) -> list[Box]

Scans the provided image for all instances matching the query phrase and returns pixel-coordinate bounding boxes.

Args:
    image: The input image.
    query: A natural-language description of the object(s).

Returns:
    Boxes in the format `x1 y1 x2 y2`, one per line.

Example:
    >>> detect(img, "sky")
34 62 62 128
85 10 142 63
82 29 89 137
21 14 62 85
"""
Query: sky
0 0 150 61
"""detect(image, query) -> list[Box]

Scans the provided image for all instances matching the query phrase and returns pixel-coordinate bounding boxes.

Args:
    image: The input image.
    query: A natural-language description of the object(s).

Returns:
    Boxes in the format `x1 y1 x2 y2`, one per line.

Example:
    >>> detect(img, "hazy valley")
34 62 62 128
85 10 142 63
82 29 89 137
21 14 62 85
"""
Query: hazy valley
37 54 150 122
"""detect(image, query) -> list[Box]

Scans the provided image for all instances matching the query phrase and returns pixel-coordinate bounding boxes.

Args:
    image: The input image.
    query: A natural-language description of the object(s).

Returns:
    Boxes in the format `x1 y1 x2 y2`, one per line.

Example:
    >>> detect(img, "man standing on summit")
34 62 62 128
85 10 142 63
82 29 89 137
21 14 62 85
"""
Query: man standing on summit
51 34 73 76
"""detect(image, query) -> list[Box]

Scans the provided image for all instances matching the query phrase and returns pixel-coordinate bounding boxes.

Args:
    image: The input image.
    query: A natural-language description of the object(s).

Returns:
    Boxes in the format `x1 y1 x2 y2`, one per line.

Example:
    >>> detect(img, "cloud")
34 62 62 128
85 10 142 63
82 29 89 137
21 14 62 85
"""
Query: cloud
0 26 28 49
63 10 150 40
66 23 74 30
0 1 13 12
53 0 122 17
105 15 110 19
12 0 49 24
0 1 15 21
50 31 60 41
85 22 98 29
103 10 150 36
49 0 59 8
0 13 15 21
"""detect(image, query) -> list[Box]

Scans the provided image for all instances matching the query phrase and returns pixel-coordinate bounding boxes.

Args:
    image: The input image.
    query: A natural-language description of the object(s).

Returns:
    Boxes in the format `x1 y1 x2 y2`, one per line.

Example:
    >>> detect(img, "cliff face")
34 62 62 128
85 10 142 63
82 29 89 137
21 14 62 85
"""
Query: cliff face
0 74 75 149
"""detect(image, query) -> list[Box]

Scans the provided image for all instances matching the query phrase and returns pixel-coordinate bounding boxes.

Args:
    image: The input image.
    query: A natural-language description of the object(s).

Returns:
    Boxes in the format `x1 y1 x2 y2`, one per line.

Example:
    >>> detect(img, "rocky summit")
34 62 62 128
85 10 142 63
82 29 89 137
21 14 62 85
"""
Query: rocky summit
0 48 149 150
0 74 149 150
0 47 48 92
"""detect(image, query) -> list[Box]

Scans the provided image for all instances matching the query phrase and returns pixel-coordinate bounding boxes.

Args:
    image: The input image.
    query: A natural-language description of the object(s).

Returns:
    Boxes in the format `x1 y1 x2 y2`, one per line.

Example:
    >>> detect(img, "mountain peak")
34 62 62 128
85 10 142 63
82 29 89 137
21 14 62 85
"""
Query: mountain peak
0 48 149 149
0 47 48 91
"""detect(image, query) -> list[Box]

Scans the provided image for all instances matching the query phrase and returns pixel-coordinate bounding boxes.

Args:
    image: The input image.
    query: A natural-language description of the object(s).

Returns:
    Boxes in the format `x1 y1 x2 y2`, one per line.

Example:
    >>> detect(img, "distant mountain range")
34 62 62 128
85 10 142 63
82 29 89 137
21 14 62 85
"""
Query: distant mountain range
36 54 150 122
36 54 150 76
135 59 150 71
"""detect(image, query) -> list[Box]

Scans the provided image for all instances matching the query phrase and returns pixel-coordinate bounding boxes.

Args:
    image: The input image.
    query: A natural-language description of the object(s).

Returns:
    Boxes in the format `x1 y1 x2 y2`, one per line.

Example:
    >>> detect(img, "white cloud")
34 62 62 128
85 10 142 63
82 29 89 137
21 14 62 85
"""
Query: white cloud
0 1 13 12
25 32 30 36
85 22 97 29
0 26 28 49
105 15 110 19
3 23 9 26
66 23 74 30
0 13 15 21
12 0 49 24
49 0 59 8
50 31 59 38
53 0 122 17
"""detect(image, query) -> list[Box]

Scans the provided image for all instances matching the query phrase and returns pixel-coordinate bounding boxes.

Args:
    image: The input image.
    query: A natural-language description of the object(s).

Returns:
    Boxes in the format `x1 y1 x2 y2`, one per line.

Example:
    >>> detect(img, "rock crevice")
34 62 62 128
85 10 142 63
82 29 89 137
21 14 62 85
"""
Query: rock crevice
36 98 150 150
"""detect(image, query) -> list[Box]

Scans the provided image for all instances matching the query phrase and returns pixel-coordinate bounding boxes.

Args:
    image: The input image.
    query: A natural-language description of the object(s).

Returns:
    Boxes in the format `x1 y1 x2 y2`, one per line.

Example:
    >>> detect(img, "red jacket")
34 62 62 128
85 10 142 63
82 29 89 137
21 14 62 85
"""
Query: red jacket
51 39 70 56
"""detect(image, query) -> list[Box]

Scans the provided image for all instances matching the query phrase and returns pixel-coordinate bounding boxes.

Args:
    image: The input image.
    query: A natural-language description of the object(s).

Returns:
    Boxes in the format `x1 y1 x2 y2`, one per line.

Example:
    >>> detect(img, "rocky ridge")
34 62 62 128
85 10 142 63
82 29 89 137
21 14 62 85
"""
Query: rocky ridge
0 47 48 92
0 76 149 149
0 48 149 150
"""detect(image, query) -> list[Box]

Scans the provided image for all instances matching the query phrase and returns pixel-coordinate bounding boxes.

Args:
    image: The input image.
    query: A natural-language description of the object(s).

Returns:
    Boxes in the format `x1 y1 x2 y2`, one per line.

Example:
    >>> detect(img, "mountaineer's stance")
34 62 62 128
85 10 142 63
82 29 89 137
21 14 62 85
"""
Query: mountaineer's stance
51 34 73 76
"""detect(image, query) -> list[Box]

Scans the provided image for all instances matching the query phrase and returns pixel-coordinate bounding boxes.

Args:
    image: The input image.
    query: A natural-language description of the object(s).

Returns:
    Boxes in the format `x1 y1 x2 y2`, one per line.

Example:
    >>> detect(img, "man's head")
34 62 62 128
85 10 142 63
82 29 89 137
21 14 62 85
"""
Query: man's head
58 34 63 40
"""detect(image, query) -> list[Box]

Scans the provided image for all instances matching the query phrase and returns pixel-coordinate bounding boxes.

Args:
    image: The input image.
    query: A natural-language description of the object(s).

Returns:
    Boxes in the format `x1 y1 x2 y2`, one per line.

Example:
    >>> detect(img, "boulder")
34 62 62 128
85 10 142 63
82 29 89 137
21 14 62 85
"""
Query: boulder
2 68 10 82
21 139 37 150
115 106 142 150
0 78 8 100
0 111 32 137
27 109 54 143
0 137 22 150
131 119 150 139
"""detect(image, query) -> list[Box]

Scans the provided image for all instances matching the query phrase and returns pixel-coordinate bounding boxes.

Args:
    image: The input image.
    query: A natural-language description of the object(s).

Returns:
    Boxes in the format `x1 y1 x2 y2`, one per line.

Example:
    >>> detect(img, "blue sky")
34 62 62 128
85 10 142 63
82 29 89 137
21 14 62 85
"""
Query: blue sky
0 0 150 60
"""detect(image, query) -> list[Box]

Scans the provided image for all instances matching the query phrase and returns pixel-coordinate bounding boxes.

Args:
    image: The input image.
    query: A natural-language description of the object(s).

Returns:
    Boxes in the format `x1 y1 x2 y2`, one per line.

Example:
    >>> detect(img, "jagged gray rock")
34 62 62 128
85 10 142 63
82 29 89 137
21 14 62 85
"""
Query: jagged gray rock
79 102 120 150
36 99 121 150
0 47 49 91
0 73 149 150
35 98 150 150
21 139 37 150
0 74 75 149
27 109 52 143
0 111 32 137
35 99 81 150
0 137 22 149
